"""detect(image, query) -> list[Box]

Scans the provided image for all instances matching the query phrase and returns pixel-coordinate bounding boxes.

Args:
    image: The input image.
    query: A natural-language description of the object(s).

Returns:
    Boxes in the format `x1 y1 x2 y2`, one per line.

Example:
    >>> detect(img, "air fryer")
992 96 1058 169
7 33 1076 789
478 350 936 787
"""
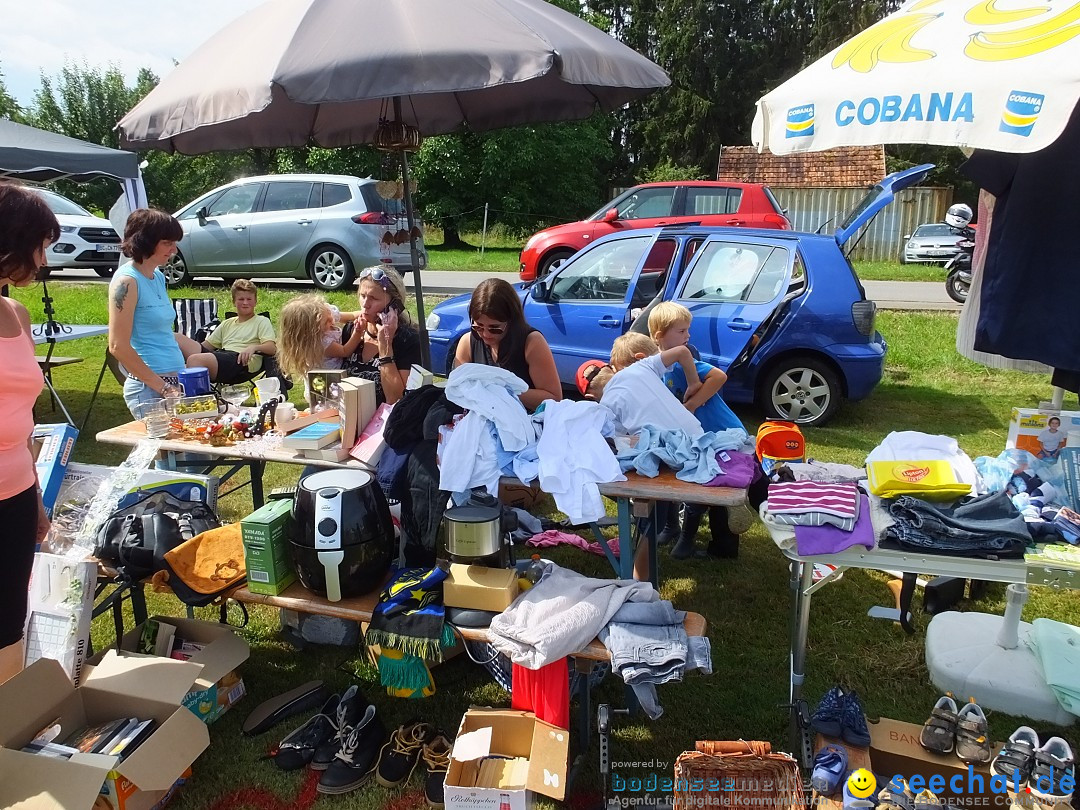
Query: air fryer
291 469 394 601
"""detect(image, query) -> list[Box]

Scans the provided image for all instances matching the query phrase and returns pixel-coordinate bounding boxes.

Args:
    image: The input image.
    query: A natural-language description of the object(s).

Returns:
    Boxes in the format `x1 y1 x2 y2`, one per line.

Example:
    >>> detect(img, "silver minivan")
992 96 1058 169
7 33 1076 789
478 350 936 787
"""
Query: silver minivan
167 174 426 290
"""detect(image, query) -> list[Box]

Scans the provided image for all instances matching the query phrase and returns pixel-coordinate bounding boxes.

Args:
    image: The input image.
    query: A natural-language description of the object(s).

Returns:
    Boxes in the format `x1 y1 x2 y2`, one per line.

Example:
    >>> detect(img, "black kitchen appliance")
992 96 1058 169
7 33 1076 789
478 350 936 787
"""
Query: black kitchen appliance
292 469 394 601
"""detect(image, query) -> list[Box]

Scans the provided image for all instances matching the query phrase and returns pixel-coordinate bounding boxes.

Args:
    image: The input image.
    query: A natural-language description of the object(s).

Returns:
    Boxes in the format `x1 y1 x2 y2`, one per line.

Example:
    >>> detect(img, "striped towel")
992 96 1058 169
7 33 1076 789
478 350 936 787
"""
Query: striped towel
768 481 859 519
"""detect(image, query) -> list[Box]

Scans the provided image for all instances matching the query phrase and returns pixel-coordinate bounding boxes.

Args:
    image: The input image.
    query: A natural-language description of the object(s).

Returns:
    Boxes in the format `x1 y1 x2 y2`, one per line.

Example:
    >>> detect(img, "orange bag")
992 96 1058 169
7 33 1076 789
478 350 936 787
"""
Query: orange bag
755 420 806 464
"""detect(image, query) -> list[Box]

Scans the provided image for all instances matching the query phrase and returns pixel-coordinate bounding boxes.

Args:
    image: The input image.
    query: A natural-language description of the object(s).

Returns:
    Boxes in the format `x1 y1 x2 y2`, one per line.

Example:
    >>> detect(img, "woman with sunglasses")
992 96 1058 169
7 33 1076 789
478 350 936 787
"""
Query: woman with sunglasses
453 278 561 411
341 265 420 405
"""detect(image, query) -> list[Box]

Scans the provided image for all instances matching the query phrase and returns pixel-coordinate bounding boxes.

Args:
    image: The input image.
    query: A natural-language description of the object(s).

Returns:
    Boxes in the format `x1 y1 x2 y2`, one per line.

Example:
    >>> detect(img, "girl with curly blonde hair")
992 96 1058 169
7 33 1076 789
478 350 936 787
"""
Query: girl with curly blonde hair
277 294 359 383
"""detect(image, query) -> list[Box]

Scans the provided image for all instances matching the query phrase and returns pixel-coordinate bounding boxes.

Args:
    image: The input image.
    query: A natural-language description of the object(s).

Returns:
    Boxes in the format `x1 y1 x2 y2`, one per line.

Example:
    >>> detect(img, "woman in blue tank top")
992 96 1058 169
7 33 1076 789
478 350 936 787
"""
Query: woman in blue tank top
107 209 195 417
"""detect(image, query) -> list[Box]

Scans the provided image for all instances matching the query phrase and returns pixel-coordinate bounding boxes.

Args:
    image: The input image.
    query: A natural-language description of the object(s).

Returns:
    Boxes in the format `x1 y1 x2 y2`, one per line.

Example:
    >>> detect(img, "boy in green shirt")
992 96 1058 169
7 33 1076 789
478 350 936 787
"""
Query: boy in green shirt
186 279 277 382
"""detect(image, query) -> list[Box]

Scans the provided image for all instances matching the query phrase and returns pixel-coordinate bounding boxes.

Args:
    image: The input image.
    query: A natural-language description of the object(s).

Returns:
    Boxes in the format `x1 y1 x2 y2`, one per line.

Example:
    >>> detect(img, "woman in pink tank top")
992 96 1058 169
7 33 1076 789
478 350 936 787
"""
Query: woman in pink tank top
0 182 60 684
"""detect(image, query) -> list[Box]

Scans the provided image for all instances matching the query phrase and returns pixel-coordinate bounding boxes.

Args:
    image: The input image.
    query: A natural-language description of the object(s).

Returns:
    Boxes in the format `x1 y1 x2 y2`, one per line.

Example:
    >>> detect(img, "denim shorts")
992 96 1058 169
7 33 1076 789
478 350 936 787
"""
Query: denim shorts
122 372 179 418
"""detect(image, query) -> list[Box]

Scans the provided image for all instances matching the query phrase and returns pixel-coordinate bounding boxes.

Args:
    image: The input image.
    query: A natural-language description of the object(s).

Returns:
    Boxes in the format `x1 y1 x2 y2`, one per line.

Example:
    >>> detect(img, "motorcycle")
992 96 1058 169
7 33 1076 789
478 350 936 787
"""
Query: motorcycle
944 230 975 304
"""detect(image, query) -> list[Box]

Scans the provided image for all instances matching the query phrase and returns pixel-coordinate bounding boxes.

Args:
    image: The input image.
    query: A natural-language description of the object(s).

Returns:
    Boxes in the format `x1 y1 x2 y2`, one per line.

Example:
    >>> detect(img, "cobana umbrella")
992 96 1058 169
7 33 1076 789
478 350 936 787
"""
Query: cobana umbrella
750 0 1080 377
752 0 1080 155
117 0 670 361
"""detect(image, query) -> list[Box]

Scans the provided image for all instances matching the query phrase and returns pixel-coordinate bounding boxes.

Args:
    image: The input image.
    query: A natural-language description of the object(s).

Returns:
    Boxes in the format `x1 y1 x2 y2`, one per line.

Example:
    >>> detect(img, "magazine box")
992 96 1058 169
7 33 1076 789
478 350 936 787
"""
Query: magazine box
444 708 569 810
1006 407 1080 463
870 718 1005 810
0 653 209 810
60 462 219 511
89 617 250 725
32 423 78 519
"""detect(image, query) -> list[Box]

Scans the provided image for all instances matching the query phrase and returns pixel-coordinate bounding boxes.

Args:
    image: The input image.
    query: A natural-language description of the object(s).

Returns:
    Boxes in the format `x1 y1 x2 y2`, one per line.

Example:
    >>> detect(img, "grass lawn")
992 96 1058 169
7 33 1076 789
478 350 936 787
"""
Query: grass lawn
13 281 1080 810
424 231 946 282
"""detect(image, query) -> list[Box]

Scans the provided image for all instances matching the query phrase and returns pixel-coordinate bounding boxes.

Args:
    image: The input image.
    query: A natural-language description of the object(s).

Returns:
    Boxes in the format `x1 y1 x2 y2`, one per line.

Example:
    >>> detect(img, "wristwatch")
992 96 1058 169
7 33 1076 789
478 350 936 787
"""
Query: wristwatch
378 355 395 367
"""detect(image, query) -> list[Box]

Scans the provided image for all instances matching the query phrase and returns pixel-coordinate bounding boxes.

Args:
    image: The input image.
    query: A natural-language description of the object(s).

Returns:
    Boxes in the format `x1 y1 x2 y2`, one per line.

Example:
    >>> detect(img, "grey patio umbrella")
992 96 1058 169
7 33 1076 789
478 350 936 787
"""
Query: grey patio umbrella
117 0 670 361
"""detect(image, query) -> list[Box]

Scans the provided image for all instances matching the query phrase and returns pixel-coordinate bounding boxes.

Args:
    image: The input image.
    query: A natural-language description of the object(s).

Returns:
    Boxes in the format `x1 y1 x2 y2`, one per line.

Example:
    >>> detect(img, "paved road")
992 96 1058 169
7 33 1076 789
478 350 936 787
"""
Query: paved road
43 268 960 311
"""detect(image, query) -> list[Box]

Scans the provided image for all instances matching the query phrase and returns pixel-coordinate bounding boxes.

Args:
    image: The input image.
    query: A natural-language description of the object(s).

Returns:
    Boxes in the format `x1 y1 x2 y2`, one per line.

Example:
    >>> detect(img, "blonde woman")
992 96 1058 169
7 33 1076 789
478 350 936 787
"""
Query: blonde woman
340 266 420 406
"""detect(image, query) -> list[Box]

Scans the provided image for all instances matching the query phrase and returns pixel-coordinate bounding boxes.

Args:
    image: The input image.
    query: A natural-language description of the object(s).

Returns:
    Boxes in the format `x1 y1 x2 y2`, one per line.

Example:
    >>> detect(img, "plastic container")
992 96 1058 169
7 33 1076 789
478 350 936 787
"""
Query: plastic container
523 554 546 584
178 367 212 396
169 395 225 420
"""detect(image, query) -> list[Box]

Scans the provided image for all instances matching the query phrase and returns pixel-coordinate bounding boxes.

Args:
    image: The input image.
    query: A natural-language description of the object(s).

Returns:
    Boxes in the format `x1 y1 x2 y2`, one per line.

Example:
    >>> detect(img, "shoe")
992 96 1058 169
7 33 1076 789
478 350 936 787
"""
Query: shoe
726 502 756 536
990 726 1040 791
878 778 915 810
840 691 872 747
272 692 341 771
811 743 848 795
311 685 370 771
376 720 437 788
843 769 879 810
913 789 942 810
708 507 740 558
918 694 959 755
954 700 991 765
317 705 388 795
1028 736 1075 808
671 507 707 559
811 686 846 738
422 732 453 808
657 507 681 546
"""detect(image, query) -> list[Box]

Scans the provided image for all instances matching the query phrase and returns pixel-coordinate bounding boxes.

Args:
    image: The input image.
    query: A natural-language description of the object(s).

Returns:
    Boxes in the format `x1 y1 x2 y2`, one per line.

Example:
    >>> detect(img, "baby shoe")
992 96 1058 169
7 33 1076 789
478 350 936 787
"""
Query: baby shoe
811 743 849 795
811 686 846 738
841 691 872 747
954 700 991 765
919 694 959 755
990 726 1040 790
1028 736 1075 808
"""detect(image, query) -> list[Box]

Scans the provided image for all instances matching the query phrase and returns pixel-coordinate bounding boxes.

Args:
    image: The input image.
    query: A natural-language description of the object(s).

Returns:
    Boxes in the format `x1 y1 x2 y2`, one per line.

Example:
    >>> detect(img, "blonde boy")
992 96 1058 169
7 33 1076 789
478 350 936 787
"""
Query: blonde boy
185 279 277 382
599 331 703 437
647 301 750 560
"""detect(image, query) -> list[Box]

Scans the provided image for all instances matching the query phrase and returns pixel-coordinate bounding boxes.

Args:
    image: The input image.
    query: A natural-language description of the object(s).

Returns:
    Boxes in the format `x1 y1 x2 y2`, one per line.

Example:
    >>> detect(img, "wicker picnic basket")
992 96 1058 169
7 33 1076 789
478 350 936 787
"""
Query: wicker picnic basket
673 741 805 810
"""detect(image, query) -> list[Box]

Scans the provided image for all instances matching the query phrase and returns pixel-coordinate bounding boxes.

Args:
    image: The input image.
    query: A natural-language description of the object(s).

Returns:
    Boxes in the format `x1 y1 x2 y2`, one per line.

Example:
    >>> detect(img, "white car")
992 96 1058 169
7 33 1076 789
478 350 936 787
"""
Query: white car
31 188 122 277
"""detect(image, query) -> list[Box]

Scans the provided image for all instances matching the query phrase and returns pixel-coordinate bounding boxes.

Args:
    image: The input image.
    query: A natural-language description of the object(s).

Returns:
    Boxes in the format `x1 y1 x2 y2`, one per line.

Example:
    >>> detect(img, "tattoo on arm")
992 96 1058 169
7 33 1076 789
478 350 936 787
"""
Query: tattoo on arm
113 281 129 312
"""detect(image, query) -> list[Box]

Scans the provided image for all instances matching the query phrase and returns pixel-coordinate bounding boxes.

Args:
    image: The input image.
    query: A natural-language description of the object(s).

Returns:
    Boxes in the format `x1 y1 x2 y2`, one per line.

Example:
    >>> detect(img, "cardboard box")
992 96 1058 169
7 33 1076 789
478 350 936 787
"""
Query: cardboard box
33 423 78 518
443 565 520 612
24 553 97 686
351 402 393 466
1006 407 1080 462
306 369 344 411
60 462 219 511
0 653 210 810
241 499 297 596
870 718 1006 810
445 708 569 809
89 617 250 726
407 365 434 390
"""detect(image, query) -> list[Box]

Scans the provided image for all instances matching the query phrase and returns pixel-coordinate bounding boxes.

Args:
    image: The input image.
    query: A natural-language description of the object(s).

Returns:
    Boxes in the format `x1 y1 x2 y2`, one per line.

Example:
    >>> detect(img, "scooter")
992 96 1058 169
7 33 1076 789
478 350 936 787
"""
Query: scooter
944 233 975 304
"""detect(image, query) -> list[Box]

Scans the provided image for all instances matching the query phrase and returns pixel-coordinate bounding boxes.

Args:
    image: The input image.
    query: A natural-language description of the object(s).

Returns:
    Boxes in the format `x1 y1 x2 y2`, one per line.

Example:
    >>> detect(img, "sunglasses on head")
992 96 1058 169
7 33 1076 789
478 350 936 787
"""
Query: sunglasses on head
358 266 393 290
471 321 507 335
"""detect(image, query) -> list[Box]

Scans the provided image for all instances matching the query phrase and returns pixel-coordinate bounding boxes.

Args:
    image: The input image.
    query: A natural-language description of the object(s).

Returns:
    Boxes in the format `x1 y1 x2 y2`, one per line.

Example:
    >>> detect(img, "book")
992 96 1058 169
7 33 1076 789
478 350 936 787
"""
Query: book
282 421 340 450
277 407 338 435
337 376 376 451
106 718 155 759
96 717 139 755
170 639 207 661
299 442 352 463
62 718 131 754
406 365 433 390
154 621 177 658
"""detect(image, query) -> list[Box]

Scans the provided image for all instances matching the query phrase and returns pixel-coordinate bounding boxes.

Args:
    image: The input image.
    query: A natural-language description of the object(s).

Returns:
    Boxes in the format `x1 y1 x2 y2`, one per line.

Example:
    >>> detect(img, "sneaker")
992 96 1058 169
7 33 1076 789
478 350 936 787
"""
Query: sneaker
1028 736 1075 807
990 726 1039 791
726 502 756 536
272 692 342 771
954 701 991 766
422 733 453 809
311 685 370 771
376 720 437 788
811 743 848 795
878 777 915 810
317 705 388 795
919 694 959 755
841 691 872 748
843 769 880 810
811 686 846 738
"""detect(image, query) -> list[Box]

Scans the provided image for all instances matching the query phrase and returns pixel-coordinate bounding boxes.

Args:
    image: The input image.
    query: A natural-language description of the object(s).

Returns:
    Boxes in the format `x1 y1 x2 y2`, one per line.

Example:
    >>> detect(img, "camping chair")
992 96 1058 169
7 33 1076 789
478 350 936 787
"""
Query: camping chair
210 310 291 392
173 298 220 343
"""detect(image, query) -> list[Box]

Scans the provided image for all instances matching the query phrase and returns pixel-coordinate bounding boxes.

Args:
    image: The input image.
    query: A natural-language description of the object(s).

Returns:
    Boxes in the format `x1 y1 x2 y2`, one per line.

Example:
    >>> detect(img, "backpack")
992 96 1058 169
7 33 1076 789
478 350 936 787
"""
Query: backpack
755 421 806 474
93 491 221 583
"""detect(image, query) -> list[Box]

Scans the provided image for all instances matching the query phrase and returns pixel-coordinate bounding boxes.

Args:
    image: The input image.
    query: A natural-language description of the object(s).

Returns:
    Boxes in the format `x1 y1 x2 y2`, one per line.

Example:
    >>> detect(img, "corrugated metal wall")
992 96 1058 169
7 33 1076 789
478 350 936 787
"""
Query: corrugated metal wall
772 185 953 262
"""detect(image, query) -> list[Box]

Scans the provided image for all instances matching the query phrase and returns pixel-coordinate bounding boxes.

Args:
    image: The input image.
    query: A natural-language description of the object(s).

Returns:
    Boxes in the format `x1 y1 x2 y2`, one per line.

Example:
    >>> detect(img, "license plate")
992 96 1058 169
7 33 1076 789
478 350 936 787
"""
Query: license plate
97 244 120 253
927 249 951 256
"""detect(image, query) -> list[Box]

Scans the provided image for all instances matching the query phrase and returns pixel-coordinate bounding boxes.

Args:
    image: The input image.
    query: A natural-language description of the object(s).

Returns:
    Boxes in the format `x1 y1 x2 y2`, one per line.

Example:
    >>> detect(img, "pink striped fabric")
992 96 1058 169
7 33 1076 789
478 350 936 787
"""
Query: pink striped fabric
767 481 858 518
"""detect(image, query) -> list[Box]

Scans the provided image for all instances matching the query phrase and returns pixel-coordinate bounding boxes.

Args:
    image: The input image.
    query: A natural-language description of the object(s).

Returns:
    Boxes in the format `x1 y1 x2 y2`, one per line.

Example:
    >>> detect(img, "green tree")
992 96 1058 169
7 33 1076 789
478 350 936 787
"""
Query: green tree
0 65 22 121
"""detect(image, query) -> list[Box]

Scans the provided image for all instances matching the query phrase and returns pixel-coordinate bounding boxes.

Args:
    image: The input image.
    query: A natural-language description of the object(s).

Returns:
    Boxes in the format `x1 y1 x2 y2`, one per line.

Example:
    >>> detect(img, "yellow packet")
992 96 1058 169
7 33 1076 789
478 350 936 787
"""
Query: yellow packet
866 460 972 501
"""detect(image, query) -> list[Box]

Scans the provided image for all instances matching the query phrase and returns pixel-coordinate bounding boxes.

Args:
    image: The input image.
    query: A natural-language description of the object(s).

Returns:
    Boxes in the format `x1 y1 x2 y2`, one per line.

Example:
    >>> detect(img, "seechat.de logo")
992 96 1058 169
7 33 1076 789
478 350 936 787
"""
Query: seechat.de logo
999 91 1044 136
786 104 815 138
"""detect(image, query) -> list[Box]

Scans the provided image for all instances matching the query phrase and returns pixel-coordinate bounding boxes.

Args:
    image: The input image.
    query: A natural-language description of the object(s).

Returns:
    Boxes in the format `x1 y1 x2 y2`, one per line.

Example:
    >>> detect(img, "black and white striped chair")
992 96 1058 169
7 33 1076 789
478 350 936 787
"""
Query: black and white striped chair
173 298 220 343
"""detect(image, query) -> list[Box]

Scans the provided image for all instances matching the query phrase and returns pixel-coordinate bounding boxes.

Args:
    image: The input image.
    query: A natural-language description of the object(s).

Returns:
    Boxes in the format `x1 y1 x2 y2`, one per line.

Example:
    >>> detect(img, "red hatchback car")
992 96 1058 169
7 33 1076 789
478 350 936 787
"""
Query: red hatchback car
519 181 790 280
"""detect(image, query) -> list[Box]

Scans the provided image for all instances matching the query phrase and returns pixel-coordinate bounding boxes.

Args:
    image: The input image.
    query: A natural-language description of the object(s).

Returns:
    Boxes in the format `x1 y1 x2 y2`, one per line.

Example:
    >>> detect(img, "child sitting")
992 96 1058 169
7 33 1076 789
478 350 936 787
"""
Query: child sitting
184 279 277 383
277 294 360 385
648 301 761 560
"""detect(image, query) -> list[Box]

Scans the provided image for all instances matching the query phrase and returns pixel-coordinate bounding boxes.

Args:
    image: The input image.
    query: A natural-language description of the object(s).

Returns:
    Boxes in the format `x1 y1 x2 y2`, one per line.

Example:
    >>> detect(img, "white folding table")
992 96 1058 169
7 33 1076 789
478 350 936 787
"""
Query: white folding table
32 323 109 429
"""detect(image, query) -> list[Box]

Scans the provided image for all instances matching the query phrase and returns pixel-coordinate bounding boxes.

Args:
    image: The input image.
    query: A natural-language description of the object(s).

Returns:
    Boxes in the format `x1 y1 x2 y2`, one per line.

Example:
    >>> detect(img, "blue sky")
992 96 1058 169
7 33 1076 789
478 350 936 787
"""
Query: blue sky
1 0 264 105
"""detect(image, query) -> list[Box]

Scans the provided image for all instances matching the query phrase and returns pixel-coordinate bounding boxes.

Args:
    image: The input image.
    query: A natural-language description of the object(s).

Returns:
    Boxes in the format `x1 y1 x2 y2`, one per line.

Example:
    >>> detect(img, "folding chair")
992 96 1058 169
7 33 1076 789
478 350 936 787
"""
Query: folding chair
173 298 220 343
207 310 291 392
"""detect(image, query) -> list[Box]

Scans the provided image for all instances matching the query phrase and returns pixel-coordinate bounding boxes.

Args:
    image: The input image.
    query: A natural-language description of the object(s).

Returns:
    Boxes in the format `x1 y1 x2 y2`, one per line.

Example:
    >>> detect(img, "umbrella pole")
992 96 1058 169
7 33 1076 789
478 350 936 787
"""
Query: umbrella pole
394 104 431 369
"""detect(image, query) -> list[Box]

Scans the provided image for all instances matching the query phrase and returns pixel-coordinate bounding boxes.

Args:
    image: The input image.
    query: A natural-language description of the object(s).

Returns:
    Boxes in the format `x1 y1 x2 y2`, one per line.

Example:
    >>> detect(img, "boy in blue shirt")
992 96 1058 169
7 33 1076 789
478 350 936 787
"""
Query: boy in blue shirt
648 302 755 559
